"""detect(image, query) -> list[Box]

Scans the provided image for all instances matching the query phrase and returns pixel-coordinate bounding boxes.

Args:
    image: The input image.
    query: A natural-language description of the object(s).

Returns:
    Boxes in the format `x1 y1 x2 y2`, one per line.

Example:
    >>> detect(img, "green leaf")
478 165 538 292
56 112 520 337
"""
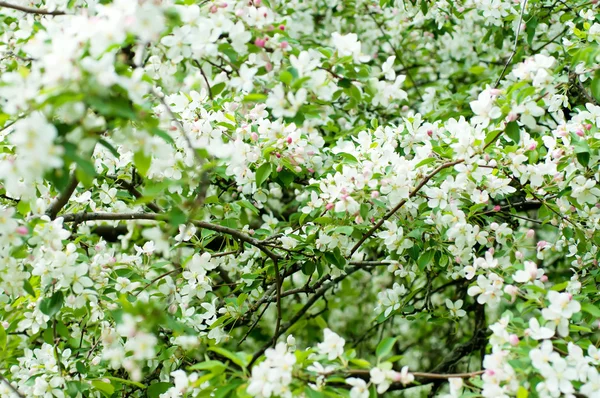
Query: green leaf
243 93 267 102
0 322 6 352
591 77 600 104
91 381 115 397
376 337 396 358
23 280 35 297
147 383 172 398
418 249 434 270
98 139 120 158
188 360 227 371
255 162 272 188
505 121 520 143
208 347 246 369
415 157 436 168
39 290 64 317
280 70 293 85
302 260 316 276
104 377 146 389
517 386 529 398
581 302 600 318
133 151 151 177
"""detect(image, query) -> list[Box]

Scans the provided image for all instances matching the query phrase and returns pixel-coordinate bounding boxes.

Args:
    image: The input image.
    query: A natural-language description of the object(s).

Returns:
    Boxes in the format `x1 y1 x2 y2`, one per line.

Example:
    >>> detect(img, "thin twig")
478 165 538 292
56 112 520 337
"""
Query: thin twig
46 174 79 220
192 60 213 100
0 1 66 15
366 5 423 101
349 160 463 257
135 269 179 296
59 211 282 262
494 0 528 87
0 373 25 398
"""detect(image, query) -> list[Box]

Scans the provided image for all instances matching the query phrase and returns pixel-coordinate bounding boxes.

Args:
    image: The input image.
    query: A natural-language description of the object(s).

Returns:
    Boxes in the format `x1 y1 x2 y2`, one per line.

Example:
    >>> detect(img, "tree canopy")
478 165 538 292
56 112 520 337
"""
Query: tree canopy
1 0 600 397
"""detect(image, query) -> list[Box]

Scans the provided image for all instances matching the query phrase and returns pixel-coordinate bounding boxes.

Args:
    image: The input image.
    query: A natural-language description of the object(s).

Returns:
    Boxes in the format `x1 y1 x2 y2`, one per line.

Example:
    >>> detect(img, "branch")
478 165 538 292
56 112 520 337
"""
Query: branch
59 211 281 262
192 60 213 100
248 266 361 367
0 1 66 15
0 373 25 398
46 174 79 220
349 160 463 257
494 0 528 87
366 6 423 101
345 369 484 380
104 174 162 213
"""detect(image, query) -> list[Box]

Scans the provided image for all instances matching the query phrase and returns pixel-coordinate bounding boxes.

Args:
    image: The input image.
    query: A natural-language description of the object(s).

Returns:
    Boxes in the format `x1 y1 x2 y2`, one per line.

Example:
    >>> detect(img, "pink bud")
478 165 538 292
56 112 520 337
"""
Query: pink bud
401 105 409 112
540 275 548 282
326 203 334 211
248 229 255 235
493 205 501 212
307 168 314 173
585 123 593 130
210 4 218 13
527 142 537 151
505 284 518 297
355 215 364 223
488 247 495 255
507 112 518 122
526 229 535 239
567 293 573 300
15 226 28 235
254 38 266 48
576 129 585 137
286 136 293 144
254 0 262 5
427 129 433 137
276 165 283 172
265 62 273 72
219 2 228 8
278 25 285 31
280 41 289 49
250 132 258 141
508 334 519 346
371 191 380 198
275 152 281 158
515 251 523 260
486 369 495 376
537 240 547 250
235 9 244 17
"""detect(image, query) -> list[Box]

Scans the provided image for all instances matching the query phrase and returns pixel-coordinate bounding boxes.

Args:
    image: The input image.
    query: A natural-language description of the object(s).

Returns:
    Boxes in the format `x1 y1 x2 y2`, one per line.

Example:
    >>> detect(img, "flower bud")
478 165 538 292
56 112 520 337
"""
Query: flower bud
250 132 258 141
526 229 535 239
254 38 266 48
16 226 28 235
326 203 334 211
279 25 285 31
515 251 523 260
280 41 289 49
508 334 519 346
540 275 548 282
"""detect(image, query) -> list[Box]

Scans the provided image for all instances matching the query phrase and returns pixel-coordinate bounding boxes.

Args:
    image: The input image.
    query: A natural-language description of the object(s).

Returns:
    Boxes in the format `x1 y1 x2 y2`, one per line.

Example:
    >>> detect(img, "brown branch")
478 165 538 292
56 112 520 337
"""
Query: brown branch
248 266 361 367
366 6 423 101
46 174 79 220
105 174 162 213
494 0 528 88
345 369 484 380
0 1 66 15
59 211 281 262
0 373 25 398
349 160 463 257
192 60 213 100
